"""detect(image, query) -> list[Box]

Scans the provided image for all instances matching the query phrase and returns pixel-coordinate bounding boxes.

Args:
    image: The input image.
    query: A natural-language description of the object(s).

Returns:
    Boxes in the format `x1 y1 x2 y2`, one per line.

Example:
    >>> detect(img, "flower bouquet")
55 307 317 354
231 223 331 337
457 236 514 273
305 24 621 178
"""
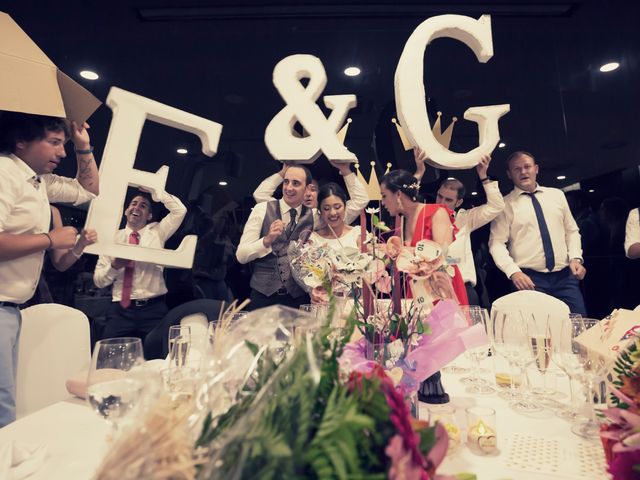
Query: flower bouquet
600 336 640 479
94 297 470 480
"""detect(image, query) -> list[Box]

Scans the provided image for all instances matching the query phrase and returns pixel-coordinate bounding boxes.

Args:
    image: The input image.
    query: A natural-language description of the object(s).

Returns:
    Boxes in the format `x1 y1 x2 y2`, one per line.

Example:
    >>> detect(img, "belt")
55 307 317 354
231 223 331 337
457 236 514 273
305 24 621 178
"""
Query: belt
116 296 165 308
0 301 20 309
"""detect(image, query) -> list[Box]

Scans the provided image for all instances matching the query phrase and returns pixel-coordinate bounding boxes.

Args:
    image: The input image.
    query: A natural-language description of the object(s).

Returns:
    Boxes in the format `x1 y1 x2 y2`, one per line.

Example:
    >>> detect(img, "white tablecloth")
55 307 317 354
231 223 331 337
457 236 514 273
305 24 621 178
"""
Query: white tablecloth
0 398 108 479
0 377 609 479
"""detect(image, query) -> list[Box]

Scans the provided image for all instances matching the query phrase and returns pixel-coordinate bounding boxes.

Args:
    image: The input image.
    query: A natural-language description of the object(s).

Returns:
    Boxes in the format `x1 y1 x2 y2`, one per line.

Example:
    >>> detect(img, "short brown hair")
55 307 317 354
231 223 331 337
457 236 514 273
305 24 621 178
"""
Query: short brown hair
506 150 536 169
440 178 465 200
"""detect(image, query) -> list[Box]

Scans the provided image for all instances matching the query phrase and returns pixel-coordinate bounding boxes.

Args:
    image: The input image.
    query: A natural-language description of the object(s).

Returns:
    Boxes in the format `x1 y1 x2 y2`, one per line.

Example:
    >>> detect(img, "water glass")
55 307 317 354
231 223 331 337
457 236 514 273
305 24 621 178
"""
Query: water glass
168 325 192 368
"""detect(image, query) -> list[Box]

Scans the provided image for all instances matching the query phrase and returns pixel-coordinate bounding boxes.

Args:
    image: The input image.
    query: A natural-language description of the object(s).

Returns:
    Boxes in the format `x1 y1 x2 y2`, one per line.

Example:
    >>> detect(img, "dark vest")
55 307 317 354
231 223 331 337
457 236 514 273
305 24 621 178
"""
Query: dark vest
249 200 314 297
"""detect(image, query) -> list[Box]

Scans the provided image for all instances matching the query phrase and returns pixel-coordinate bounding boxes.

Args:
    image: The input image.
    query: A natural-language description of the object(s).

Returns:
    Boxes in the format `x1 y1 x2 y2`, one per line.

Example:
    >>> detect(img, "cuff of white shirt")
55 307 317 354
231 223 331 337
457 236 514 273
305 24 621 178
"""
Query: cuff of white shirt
504 265 522 279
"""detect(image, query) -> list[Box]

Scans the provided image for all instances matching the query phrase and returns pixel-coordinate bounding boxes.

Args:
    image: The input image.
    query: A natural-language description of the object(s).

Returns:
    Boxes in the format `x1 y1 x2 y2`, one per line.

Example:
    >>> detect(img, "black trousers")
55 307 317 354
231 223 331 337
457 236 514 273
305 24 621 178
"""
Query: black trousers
464 282 480 307
247 289 309 311
101 297 168 349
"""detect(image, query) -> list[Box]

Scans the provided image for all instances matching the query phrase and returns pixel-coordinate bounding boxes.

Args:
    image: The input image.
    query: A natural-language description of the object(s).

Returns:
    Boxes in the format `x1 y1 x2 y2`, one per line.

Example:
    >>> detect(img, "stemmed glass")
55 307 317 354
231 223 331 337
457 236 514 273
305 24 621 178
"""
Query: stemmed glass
526 313 555 397
86 337 145 431
492 310 542 412
571 318 609 438
460 306 494 394
168 325 192 368
552 314 587 420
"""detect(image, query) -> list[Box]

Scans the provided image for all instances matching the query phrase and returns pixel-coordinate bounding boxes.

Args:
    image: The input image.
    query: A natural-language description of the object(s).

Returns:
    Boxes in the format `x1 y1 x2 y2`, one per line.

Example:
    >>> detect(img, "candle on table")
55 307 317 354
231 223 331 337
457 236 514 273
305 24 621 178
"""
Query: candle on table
466 406 497 454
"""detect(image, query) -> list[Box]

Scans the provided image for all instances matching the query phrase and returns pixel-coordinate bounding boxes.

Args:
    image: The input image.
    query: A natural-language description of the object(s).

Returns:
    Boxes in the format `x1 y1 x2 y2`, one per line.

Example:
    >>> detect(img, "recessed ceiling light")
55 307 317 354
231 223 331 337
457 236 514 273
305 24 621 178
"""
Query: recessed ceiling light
588 189 595 193
176 148 188 154
80 70 99 80
447 177 456 180
219 181 228 186
557 175 566 180
471 191 478 196
599 62 619 73
344 66 361 77
498 142 506 148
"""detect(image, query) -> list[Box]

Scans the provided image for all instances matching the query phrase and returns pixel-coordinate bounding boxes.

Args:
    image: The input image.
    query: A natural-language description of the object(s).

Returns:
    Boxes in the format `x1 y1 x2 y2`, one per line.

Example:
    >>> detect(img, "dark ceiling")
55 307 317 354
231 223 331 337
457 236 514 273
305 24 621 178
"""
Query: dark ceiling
3 0 639 204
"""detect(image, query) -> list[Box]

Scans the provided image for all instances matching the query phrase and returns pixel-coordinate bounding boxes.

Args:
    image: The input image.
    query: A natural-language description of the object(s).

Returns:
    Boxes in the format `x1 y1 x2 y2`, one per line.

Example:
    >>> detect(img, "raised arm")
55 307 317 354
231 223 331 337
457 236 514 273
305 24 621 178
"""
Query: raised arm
331 160 369 225
413 147 428 182
253 162 289 203
150 190 188 241
70 121 99 195
460 155 505 232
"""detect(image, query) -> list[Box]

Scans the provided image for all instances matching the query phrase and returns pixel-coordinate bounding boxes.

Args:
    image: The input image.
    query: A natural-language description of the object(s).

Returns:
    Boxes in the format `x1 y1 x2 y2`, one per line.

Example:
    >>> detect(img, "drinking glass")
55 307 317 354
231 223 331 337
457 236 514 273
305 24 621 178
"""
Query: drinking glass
491 311 524 401
86 337 145 430
427 404 462 455
168 325 192 368
460 306 494 394
551 314 585 419
493 311 542 412
571 318 608 438
526 313 555 397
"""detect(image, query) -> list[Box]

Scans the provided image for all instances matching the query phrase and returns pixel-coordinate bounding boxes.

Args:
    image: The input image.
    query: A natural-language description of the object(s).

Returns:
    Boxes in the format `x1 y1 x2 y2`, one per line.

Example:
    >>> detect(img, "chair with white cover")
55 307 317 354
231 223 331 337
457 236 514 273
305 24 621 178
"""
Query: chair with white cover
16 304 90 417
491 290 571 343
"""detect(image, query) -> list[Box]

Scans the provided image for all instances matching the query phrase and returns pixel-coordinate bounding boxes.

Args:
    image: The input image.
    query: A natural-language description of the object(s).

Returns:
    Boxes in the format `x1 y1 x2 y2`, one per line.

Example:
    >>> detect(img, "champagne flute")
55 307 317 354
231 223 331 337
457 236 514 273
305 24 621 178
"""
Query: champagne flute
461 306 494 394
571 318 608 438
87 337 145 430
552 314 586 420
168 325 192 368
491 311 524 401
526 313 555 397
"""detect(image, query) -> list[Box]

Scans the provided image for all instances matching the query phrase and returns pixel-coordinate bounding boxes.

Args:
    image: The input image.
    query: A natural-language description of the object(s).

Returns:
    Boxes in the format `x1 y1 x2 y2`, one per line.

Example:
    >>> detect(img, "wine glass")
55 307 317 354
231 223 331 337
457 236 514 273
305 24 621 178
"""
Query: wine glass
526 313 555 397
168 325 191 368
461 306 494 394
571 318 609 438
493 310 542 412
86 337 145 430
491 310 524 401
552 314 587 420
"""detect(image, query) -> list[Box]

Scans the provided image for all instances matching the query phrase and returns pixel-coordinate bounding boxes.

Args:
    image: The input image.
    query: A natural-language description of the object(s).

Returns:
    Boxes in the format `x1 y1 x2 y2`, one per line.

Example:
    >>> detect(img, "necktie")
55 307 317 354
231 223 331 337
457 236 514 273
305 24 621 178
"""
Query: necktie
120 231 140 308
285 208 297 237
525 192 555 271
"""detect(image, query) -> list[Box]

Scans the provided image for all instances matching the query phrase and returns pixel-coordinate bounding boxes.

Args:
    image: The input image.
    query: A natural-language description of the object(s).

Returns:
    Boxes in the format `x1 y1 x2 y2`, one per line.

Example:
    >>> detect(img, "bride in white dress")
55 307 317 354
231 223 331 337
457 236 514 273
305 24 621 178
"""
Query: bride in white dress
308 182 361 250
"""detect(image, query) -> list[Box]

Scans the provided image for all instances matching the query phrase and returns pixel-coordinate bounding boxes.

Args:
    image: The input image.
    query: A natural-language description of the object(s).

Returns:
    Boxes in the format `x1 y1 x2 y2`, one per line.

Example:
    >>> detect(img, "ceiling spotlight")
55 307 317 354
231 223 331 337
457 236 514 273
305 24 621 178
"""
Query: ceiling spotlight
80 70 99 80
599 62 619 73
557 175 566 180
498 142 506 148
344 66 361 77
218 181 228 186
446 177 456 180
176 148 188 154
471 191 478 196
588 189 595 193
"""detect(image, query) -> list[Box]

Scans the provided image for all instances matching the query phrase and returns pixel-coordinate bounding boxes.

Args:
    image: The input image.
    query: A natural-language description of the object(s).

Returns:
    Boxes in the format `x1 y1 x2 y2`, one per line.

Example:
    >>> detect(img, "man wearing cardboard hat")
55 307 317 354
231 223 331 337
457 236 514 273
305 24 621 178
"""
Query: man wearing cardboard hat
0 112 99 426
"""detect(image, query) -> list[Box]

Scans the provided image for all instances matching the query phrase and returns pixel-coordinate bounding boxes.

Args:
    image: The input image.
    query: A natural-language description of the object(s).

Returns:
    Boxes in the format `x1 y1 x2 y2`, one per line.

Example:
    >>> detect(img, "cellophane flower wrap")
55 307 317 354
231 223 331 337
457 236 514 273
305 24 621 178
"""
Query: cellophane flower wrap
95 298 463 479
601 336 640 480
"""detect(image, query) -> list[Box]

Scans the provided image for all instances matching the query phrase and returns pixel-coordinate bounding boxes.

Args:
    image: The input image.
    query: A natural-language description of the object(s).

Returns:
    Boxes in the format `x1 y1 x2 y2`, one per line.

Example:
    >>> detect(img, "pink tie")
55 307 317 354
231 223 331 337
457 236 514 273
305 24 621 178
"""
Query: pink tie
120 231 140 308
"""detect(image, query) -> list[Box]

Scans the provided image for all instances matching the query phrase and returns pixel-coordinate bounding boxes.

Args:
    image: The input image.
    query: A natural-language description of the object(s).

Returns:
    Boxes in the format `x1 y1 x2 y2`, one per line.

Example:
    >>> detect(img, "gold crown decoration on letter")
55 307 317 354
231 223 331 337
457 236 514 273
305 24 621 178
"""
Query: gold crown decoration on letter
392 111 457 151
336 118 352 144
355 160 392 201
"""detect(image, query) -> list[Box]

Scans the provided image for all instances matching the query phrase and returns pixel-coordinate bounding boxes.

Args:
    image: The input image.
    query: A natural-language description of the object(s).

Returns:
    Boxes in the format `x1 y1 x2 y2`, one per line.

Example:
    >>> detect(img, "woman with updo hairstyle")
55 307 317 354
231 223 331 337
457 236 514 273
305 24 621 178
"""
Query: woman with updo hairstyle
380 167 468 404
309 182 361 249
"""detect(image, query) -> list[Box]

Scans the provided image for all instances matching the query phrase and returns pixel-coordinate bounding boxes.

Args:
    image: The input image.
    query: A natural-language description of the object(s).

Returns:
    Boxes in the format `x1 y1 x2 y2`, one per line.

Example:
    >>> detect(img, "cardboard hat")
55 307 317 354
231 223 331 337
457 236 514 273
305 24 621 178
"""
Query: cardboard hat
0 12 101 123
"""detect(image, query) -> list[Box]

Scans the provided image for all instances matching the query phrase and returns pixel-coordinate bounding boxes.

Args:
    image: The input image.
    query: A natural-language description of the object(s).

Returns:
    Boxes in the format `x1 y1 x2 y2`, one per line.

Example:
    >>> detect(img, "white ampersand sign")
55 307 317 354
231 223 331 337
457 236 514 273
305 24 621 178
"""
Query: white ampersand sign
265 54 357 163
395 14 510 170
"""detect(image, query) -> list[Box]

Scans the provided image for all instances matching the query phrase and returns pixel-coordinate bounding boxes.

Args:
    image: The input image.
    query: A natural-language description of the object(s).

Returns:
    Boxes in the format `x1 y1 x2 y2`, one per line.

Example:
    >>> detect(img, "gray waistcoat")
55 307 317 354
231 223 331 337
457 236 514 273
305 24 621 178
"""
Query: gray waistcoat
249 200 314 297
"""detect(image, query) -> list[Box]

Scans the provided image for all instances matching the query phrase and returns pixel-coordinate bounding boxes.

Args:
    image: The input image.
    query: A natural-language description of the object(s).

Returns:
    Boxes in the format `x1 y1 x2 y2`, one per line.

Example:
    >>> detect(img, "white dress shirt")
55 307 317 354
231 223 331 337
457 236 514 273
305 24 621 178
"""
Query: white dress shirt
0 154 95 303
236 199 305 264
309 227 360 250
489 185 582 279
625 208 640 258
93 191 186 301
448 181 504 286
252 171 369 226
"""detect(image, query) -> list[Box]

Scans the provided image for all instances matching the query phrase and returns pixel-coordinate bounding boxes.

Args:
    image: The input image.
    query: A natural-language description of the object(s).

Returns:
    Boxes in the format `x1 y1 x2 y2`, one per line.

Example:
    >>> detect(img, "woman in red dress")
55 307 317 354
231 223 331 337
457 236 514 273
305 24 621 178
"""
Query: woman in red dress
380 170 468 305
380 168 468 404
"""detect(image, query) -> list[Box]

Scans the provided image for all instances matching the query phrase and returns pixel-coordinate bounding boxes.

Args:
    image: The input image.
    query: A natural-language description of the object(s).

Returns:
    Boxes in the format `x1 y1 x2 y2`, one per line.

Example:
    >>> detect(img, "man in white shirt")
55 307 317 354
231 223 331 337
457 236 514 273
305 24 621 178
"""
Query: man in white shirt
0 113 99 427
415 151 504 305
93 190 186 343
624 208 640 259
252 160 369 226
238 165 316 310
489 151 587 315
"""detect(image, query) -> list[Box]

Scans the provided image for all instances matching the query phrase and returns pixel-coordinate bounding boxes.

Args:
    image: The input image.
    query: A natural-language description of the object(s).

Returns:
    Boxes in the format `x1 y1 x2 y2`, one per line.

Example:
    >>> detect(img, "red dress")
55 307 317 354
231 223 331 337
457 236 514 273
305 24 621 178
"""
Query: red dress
409 204 469 305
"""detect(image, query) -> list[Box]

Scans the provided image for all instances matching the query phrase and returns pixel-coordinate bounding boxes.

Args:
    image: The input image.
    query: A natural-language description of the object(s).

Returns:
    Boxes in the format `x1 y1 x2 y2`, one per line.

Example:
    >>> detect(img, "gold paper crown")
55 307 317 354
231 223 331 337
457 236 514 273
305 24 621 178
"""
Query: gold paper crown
336 118 352 144
355 160 392 201
392 112 457 151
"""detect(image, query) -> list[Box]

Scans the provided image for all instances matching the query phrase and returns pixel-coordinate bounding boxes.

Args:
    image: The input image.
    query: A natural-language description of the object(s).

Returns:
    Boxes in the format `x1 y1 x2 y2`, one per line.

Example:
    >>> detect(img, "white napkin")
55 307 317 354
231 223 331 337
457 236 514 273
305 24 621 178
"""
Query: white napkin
0 441 47 480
